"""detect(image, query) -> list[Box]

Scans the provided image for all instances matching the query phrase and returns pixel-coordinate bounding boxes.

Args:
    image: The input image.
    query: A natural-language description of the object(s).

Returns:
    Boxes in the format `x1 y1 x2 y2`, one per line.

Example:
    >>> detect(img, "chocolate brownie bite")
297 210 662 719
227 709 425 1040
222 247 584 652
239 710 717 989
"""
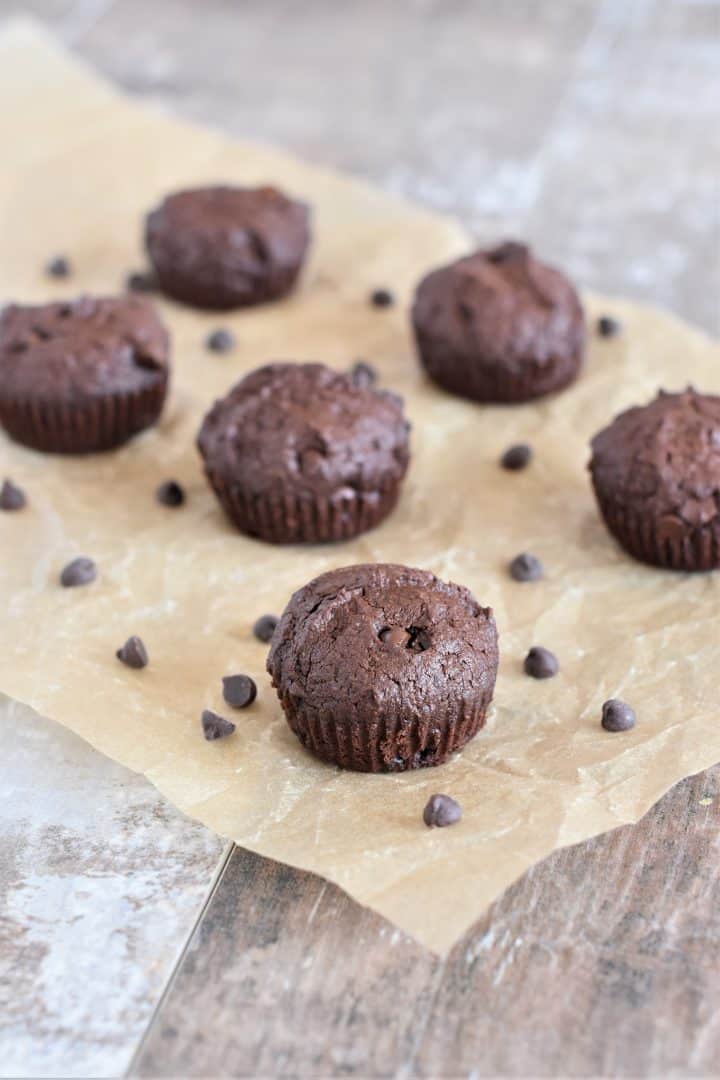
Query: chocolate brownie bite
267 563 498 772
145 185 310 310
412 243 585 403
197 362 410 543
0 295 169 454
589 388 720 571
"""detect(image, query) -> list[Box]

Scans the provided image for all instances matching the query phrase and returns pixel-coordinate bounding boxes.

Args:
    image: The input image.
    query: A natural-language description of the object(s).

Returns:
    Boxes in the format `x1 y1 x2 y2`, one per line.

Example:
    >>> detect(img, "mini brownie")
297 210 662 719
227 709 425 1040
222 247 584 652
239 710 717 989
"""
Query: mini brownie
145 185 310 309
267 563 498 771
412 242 585 403
0 295 169 454
197 362 410 543
589 388 720 571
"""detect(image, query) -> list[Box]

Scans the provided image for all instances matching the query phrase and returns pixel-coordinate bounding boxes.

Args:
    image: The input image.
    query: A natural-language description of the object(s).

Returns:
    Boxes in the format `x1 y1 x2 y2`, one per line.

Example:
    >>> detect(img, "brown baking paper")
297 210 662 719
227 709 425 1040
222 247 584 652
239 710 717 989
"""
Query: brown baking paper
1 22 719 955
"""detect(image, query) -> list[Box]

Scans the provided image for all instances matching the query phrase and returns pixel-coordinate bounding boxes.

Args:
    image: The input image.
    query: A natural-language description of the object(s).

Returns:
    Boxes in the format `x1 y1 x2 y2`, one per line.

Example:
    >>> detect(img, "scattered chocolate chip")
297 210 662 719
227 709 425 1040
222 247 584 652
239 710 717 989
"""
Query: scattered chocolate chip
0 479 26 511
116 636 149 669
206 328 235 353
46 255 71 278
201 709 236 741
509 552 543 582
597 315 621 338
253 614 278 643
500 443 532 471
524 646 559 679
380 626 411 647
125 270 156 293
60 556 97 588
155 480 185 507
350 360 377 387
423 794 462 828
370 288 395 308
222 674 257 709
601 699 636 732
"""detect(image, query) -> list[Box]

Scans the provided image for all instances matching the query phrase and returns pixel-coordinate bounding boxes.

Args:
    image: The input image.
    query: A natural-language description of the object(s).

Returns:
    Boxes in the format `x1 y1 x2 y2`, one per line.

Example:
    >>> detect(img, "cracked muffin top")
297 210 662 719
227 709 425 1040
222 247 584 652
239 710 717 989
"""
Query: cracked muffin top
0 295 169 401
590 388 720 527
412 242 585 371
267 562 498 717
197 362 410 498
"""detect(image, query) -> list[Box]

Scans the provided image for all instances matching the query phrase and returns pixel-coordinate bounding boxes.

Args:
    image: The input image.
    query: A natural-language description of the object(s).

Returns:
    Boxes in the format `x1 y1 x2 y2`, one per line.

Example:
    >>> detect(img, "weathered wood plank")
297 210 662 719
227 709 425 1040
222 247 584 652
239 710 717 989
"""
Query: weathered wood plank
133 766 720 1077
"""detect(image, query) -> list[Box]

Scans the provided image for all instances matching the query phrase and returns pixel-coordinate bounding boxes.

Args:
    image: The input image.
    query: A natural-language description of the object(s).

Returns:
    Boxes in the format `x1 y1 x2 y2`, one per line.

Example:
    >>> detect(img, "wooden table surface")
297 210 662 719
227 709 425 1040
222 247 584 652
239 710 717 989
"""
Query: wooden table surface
1 1 719 1077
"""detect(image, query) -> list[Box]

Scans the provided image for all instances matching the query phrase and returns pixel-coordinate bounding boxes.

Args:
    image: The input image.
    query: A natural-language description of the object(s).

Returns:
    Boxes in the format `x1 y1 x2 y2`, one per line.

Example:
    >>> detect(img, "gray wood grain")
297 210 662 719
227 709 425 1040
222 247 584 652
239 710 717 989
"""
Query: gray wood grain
0 698 226 1079
0 0 718 1076
133 766 720 1078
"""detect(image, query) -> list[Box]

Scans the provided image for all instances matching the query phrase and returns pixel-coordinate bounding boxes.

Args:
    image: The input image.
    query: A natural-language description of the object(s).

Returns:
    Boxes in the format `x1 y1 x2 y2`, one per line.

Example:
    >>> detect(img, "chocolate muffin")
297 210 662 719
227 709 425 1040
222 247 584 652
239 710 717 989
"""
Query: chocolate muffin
589 388 720 571
268 563 499 771
197 362 410 543
145 185 310 309
412 242 585 403
0 295 169 454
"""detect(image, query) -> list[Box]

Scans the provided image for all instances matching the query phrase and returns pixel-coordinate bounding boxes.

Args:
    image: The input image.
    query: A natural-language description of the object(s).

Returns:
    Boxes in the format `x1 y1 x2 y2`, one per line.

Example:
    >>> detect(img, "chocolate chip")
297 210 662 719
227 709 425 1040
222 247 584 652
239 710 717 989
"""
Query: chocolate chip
201 709 236 741
350 360 377 388
597 315 621 338
370 288 395 308
488 242 528 264
423 794 462 828
380 626 411 647
125 270 156 293
46 255 71 278
116 636 149 669
155 480 185 507
601 699 636 732
500 443 532 471
60 557 97 588
206 328 235 353
222 674 257 709
0 479 26 511
253 614 278 643
524 646 559 679
509 552 543 582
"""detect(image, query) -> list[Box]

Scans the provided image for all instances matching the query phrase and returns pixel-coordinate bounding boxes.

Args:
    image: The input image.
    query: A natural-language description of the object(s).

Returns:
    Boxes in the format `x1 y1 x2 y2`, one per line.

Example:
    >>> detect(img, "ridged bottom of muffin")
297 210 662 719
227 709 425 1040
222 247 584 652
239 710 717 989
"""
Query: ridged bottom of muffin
0 377 168 454
150 264 302 310
593 488 720 571
272 687 493 772
415 332 582 403
203 471 404 544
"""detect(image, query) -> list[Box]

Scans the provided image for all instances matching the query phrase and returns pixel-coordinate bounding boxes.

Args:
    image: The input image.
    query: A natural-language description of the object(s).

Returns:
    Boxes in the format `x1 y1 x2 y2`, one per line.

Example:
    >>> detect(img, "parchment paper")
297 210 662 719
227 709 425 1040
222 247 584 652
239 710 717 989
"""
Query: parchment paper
1 22 719 955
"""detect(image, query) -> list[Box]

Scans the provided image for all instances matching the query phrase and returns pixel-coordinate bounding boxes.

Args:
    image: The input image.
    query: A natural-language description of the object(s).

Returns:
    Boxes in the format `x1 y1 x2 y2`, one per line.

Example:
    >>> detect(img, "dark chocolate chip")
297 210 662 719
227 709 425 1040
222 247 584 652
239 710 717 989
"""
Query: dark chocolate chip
116 636 149 669
601 698 636 732
60 557 97 588
350 360 377 388
488 242 528 264
423 794 462 828
206 328 236 353
524 646 559 679
370 288 395 308
125 270 156 293
379 626 411 647
597 315 621 338
46 255 71 278
201 709 236 741
509 552 543 582
222 674 257 709
0 479 26 511
156 480 185 507
407 626 430 652
253 614 278 643
500 443 532 471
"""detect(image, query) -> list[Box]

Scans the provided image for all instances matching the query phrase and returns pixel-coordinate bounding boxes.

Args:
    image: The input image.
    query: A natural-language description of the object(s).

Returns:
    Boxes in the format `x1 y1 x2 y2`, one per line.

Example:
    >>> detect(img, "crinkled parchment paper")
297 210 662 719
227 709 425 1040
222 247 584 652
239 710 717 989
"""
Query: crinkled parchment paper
1 23 719 954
